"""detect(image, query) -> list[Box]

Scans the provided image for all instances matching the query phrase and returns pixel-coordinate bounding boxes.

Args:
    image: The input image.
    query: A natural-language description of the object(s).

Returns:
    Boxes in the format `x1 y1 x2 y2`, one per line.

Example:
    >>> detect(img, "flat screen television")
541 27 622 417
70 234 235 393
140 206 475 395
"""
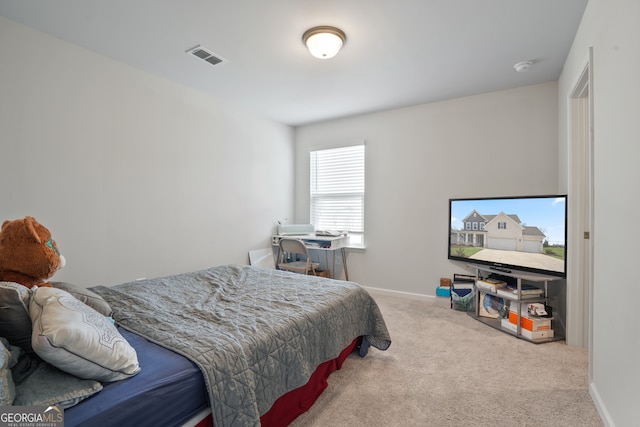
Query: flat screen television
448 195 567 278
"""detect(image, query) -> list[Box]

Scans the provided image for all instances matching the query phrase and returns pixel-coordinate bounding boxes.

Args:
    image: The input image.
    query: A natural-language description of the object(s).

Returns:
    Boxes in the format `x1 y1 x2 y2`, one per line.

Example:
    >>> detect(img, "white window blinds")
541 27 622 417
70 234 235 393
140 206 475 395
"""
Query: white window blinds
310 144 365 234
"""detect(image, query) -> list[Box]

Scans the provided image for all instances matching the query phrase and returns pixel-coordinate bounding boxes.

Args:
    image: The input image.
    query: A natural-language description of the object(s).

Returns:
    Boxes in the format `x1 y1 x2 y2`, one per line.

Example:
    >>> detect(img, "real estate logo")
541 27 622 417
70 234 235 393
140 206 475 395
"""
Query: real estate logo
0 405 63 427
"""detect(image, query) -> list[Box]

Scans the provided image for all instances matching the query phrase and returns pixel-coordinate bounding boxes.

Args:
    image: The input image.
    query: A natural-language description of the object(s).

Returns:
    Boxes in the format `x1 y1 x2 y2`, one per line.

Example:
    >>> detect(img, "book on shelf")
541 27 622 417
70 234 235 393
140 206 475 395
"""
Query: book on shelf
476 279 507 293
519 284 544 294
453 283 474 291
453 273 475 283
496 284 543 299
475 280 493 292
452 275 475 290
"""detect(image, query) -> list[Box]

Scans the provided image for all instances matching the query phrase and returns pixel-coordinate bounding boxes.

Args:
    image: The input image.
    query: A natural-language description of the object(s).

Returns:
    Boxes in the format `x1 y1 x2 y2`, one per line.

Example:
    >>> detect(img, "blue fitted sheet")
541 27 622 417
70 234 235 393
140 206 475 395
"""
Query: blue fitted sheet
64 327 208 427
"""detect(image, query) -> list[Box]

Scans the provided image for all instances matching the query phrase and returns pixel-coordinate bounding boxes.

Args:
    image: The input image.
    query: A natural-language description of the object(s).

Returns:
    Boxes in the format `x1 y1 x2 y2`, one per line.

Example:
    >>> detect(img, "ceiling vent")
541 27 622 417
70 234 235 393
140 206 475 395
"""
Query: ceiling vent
185 45 227 67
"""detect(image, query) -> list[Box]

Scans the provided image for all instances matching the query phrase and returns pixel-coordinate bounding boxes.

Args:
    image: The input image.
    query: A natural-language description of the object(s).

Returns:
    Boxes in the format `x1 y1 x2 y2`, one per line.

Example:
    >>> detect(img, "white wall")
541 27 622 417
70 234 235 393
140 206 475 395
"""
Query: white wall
295 82 559 295
559 1 640 426
0 17 294 286
6 7 632 426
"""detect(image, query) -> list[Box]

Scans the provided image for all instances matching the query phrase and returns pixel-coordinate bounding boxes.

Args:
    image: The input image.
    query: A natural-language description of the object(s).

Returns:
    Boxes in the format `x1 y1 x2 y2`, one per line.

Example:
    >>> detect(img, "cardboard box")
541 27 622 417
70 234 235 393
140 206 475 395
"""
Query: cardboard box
440 277 451 287
522 329 554 340
508 311 551 331
501 318 517 333
501 319 554 340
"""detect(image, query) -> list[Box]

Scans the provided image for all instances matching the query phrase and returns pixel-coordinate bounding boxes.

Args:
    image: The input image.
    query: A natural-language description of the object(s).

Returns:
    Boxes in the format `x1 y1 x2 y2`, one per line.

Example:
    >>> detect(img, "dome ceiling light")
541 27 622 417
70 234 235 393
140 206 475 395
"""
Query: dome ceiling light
302 26 346 59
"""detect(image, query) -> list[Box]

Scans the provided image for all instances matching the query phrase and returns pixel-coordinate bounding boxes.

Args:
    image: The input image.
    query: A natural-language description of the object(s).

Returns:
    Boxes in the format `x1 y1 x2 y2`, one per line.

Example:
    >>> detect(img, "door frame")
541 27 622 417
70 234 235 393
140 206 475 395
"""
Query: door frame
567 47 594 371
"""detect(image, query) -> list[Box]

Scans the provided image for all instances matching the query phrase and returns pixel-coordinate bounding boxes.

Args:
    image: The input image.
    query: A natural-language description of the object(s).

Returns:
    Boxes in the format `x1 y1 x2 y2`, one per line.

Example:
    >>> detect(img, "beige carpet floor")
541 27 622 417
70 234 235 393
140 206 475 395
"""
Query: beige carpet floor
291 290 603 427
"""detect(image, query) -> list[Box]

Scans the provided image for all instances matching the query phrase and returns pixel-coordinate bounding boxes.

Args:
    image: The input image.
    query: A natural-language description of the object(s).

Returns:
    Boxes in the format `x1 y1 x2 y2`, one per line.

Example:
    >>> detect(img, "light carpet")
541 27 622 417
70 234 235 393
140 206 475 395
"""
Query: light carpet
291 289 603 427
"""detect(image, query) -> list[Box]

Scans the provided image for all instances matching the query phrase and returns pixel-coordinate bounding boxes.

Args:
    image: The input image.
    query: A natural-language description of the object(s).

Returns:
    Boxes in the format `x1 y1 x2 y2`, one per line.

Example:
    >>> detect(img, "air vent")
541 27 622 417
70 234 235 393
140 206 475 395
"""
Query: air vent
185 45 227 67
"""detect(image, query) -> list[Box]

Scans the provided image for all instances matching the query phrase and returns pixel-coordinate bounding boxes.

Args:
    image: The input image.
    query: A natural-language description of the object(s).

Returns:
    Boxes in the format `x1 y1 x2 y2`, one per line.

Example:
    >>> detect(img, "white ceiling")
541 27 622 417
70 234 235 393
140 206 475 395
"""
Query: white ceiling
0 0 588 126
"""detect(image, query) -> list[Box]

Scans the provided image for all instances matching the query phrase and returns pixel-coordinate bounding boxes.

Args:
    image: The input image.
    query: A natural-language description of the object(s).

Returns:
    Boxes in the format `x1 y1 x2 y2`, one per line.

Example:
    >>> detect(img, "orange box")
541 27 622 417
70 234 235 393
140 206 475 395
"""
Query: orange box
501 319 554 340
508 311 551 331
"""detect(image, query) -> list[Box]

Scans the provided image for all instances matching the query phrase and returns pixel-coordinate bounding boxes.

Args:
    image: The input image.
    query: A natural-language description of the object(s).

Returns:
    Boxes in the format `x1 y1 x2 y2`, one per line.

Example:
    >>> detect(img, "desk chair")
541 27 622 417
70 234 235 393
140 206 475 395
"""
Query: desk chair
277 238 320 275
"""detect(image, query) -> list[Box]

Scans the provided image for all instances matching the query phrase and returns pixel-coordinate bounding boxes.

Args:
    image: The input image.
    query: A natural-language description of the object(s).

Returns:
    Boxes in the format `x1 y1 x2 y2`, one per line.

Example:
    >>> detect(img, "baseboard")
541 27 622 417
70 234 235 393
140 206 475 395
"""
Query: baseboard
363 286 432 302
590 381 614 427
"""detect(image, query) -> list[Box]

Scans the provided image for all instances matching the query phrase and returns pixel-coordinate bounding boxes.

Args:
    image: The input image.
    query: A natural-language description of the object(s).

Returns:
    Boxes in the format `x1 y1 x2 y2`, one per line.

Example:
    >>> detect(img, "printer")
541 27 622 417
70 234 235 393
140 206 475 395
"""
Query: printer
276 224 315 236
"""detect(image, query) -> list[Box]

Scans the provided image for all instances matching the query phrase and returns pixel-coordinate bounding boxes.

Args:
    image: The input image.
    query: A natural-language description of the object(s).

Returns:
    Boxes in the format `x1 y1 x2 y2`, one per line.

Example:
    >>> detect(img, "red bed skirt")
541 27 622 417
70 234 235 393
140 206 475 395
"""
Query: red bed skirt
195 338 358 427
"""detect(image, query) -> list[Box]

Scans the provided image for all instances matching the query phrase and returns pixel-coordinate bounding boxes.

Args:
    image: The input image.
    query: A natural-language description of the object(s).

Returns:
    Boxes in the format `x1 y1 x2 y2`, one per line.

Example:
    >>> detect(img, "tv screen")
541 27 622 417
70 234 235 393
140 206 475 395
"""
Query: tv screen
448 195 567 277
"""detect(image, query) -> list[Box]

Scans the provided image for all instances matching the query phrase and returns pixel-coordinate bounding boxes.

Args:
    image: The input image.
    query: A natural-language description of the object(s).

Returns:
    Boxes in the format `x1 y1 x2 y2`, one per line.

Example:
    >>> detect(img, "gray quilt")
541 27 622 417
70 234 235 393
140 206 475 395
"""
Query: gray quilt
92 264 391 427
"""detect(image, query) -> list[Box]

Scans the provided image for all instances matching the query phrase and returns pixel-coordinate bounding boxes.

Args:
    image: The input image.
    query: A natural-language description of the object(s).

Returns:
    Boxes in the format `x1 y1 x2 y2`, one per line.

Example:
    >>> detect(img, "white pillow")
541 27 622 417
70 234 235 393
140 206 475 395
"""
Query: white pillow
29 287 140 382
51 282 113 317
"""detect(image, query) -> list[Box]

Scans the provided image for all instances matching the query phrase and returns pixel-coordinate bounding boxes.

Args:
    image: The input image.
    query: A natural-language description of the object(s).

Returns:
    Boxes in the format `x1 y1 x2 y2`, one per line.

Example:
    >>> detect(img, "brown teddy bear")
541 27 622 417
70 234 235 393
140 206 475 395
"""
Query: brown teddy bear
0 216 66 289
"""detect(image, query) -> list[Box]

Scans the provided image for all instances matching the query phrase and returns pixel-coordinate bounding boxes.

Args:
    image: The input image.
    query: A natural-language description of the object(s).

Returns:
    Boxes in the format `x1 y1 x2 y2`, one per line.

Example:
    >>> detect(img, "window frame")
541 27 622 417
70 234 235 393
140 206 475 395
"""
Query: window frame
309 143 365 247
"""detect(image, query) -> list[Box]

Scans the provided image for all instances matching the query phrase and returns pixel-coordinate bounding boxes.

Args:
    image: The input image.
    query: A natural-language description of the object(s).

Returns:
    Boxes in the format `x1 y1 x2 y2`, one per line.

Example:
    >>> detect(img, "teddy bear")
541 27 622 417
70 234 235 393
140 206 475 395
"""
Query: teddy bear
0 216 66 289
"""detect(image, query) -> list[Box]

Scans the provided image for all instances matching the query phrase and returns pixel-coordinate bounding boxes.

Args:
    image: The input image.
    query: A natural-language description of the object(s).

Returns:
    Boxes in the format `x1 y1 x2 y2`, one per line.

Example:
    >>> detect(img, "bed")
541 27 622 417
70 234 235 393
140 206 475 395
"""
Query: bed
2 264 391 426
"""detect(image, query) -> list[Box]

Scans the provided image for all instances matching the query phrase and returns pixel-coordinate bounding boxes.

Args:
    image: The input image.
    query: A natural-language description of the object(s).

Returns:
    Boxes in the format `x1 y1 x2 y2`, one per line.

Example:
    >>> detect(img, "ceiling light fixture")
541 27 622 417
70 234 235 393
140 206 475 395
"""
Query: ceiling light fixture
514 61 533 72
302 26 346 59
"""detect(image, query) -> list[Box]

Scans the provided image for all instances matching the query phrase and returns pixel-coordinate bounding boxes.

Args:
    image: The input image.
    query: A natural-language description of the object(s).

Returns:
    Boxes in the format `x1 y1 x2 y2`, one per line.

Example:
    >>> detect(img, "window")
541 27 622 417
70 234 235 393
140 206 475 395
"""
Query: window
498 222 506 229
472 222 478 230
310 144 365 246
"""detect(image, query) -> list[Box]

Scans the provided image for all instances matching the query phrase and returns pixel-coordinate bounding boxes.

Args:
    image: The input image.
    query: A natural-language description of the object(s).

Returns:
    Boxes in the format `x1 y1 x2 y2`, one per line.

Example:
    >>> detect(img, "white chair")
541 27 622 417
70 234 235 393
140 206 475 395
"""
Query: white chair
277 238 320 275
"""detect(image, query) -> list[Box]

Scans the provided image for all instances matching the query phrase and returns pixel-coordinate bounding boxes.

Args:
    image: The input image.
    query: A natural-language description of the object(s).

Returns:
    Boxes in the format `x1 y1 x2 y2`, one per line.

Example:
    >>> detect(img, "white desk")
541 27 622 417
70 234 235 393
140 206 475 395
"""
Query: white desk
272 234 349 281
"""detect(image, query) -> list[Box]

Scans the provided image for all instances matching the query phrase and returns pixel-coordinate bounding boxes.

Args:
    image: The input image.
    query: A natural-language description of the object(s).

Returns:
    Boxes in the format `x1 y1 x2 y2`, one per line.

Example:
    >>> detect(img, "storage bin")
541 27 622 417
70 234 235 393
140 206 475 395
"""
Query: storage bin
451 288 474 311
435 286 451 297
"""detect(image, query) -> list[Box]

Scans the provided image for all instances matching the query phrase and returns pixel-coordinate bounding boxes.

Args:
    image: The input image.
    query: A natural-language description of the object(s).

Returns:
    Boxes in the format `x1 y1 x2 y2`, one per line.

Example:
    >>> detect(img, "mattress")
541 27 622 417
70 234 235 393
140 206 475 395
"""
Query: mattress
64 327 208 427
64 330 359 427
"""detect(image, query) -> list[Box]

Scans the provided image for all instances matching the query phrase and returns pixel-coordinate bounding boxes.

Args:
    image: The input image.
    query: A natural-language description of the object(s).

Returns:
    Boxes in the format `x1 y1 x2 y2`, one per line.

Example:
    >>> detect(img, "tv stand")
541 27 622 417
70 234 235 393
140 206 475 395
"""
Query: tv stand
466 263 564 343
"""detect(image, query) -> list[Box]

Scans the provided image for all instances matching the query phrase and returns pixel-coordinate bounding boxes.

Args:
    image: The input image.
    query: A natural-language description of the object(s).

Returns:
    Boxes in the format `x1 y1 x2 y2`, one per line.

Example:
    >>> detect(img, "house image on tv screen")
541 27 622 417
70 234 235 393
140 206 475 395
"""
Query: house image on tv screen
451 210 546 253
